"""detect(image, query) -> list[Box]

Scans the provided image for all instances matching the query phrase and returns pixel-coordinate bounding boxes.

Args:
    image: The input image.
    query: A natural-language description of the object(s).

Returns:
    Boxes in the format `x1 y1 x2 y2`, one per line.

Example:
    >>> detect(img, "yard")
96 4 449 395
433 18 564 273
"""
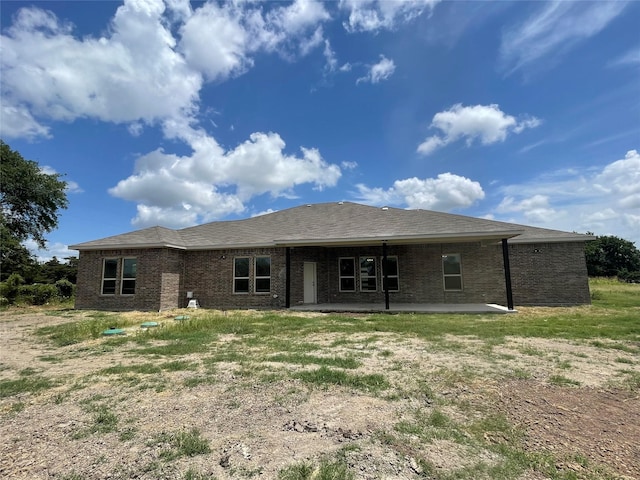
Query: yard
1 279 639 480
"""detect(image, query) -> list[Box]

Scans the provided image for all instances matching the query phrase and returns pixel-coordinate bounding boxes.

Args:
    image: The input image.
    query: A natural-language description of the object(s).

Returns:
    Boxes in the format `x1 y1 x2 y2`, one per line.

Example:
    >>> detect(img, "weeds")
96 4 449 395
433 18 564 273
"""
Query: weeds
151 428 211 460
295 366 389 393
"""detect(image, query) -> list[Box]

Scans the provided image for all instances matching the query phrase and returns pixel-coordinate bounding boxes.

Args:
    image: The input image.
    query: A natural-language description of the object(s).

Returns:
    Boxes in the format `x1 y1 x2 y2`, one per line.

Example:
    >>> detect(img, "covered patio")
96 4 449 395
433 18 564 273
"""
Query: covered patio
289 303 515 314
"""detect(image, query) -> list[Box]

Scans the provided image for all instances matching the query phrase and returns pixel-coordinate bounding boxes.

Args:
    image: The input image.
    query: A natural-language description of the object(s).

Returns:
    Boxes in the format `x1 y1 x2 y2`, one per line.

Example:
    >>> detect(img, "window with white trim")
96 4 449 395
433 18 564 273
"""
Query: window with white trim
234 257 250 293
102 259 118 295
339 257 356 292
442 254 463 291
360 256 377 291
121 258 137 295
382 256 399 292
254 256 271 293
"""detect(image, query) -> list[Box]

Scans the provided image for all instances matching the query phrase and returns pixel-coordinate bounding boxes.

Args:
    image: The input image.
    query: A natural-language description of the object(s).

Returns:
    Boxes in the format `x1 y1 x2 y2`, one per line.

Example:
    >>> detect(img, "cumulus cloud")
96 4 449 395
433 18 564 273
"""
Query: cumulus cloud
178 2 252 82
340 0 440 32
417 104 541 155
356 55 396 84
356 172 484 211
109 127 341 228
497 194 559 224
1 0 202 137
0 0 331 140
500 1 628 75
494 149 640 245
2 0 340 227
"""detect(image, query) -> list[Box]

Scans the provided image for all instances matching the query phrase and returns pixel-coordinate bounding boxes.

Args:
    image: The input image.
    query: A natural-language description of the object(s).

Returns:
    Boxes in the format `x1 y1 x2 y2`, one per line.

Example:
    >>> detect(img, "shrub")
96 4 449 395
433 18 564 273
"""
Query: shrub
19 283 58 305
55 278 75 298
0 273 25 303
617 269 640 284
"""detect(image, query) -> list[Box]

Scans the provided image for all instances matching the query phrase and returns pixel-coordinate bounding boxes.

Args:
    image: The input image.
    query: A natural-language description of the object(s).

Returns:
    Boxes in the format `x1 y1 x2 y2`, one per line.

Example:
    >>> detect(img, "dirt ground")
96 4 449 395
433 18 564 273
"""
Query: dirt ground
1 311 639 480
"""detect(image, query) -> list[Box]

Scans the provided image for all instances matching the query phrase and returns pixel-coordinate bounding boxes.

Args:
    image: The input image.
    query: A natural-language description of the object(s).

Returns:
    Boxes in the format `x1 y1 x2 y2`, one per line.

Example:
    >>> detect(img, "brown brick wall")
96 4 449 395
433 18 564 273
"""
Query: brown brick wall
509 242 591 306
75 248 178 311
74 240 591 311
288 243 507 305
182 248 286 310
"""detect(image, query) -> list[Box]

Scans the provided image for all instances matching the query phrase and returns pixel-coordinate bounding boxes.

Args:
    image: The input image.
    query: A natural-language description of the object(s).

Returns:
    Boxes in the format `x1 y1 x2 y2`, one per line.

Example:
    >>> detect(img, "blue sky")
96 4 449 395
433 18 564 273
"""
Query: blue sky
1 0 639 261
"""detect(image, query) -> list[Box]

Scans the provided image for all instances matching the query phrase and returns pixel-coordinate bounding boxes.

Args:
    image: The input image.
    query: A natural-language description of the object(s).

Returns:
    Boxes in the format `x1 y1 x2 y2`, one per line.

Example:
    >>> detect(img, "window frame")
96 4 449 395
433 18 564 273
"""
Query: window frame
338 257 356 292
359 256 378 292
254 256 271 294
101 258 118 295
233 257 251 294
120 257 137 295
382 255 400 292
442 253 463 291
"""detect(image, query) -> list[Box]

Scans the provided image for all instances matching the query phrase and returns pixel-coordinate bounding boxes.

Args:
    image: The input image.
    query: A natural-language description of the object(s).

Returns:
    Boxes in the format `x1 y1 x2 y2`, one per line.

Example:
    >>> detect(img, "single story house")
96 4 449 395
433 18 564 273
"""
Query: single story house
70 201 593 312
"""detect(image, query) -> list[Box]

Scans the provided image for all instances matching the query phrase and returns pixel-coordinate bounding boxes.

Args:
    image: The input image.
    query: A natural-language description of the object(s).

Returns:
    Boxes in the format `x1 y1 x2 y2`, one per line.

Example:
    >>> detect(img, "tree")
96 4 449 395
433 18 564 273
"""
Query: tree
585 235 640 278
1 141 68 280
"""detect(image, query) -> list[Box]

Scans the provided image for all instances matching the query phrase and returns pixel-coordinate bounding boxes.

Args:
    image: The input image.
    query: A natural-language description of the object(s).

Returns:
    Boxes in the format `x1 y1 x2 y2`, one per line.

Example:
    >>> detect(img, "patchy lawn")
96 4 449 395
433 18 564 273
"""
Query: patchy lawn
1 279 638 479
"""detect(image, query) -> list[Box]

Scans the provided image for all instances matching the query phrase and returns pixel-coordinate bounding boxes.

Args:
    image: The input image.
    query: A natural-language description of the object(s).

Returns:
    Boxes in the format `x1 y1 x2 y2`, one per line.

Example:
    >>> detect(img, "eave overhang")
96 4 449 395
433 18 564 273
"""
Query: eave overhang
69 243 187 251
273 230 524 247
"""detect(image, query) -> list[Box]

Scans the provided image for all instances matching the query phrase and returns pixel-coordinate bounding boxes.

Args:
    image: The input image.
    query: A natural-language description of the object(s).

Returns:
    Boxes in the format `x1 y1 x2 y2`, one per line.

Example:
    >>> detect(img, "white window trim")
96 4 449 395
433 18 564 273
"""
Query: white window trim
382 256 400 292
120 257 137 295
338 257 356 292
254 256 271 294
359 256 378 292
442 253 463 291
233 256 250 294
101 258 118 296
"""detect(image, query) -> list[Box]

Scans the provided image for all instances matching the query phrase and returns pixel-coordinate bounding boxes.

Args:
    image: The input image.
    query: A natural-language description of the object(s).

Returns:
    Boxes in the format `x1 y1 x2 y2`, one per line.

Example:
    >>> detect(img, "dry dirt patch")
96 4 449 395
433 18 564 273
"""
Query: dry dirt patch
1 311 639 479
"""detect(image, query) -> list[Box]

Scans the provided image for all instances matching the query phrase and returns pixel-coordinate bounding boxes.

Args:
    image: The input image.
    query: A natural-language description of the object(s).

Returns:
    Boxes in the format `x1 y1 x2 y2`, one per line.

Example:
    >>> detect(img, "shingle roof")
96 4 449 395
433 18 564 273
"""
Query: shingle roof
70 202 593 250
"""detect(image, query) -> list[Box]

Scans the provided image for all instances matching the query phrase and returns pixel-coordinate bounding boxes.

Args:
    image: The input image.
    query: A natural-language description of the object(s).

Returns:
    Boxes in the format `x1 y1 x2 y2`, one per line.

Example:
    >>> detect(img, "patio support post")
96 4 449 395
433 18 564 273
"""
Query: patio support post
501 238 514 310
382 241 390 310
285 247 291 308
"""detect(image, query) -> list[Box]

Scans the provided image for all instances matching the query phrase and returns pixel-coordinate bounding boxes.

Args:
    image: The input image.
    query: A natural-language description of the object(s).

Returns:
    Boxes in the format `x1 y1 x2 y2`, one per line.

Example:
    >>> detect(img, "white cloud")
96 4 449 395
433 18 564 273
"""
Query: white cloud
608 46 640 68
341 160 358 170
356 172 484 211
340 0 439 33
493 149 640 245
25 239 77 262
2 0 339 228
0 0 332 140
40 166 83 194
497 194 559 224
417 104 541 156
178 2 252 82
109 127 342 228
268 0 330 35
500 1 628 75
0 105 51 140
0 0 202 138
356 55 396 84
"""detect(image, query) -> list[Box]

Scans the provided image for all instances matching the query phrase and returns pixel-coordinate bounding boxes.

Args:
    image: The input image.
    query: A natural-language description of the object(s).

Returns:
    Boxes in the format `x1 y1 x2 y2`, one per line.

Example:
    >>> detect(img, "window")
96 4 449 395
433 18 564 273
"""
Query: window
255 256 271 293
360 256 377 291
234 257 250 293
442 254 462 290
102 259 118 295
382 256 399 292
121 258 137 295
339 257 356 292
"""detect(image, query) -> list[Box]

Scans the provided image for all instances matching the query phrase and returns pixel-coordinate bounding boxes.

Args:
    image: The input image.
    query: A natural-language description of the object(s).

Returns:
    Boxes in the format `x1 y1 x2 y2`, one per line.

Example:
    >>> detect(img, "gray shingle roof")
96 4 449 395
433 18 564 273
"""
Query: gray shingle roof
70 202 593 250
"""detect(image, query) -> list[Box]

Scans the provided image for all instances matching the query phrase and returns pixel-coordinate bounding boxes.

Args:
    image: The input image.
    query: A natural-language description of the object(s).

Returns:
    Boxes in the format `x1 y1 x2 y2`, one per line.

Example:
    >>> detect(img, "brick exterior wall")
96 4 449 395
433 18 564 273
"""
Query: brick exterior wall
75 248 176 311
509 242 591 306
74 240 591 311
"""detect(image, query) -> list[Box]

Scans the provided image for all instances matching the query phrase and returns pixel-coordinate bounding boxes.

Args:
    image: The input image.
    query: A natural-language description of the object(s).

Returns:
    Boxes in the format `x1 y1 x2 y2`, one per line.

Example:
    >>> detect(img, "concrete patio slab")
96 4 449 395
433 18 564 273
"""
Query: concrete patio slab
289 303 516 314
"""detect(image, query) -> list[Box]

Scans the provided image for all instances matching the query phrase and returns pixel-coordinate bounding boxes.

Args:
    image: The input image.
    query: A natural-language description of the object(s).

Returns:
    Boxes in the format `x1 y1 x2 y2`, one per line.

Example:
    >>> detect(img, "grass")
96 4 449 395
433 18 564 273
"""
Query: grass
0 373 55 398
150 428 211 461
294 366 389 393
3 278 638 479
